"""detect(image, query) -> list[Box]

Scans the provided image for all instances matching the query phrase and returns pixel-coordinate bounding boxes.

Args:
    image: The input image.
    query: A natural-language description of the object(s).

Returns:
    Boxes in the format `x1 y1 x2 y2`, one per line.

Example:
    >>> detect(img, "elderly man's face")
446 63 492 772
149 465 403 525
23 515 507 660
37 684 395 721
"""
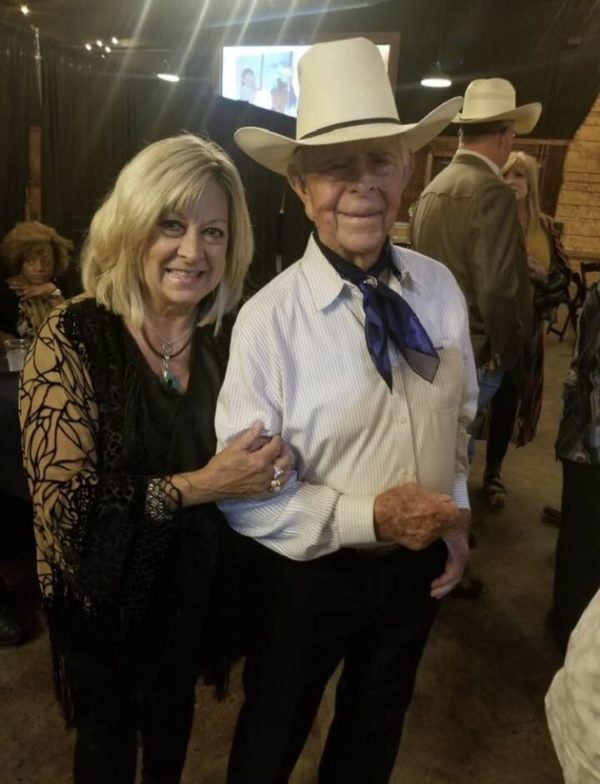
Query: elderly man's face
289 137 410 270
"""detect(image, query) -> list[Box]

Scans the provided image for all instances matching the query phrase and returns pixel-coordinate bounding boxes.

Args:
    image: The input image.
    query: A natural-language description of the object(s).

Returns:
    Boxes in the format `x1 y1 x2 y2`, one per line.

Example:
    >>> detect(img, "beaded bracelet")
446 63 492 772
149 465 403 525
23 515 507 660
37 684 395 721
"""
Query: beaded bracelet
145 476 182 522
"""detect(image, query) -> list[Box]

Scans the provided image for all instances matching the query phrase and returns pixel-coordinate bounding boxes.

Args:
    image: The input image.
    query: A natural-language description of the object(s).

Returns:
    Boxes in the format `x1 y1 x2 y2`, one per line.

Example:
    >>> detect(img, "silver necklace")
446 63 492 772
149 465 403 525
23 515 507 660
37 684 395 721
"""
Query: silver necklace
143 320 194 357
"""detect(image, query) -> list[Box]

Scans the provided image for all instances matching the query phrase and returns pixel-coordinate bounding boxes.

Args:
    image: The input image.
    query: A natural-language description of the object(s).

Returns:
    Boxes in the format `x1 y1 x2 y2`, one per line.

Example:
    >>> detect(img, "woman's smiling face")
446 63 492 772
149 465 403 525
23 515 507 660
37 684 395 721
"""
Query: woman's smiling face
141 180 229 316
503 164 529 203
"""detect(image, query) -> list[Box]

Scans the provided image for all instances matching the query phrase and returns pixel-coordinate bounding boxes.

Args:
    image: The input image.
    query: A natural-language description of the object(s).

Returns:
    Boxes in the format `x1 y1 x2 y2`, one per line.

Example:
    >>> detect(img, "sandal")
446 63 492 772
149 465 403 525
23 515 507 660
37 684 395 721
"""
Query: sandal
482 474 507 509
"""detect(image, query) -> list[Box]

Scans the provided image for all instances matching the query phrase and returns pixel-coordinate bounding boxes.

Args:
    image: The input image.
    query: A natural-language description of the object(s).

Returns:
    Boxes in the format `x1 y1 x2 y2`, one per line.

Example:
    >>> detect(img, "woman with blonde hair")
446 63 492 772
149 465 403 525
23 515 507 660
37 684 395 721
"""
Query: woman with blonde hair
504 150 569 297
19 134 291 784
482 150 570 507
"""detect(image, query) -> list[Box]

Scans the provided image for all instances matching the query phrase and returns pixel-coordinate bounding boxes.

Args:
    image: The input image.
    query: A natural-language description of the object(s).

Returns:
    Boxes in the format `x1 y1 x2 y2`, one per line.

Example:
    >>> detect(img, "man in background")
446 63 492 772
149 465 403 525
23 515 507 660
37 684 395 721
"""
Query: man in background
412 78 541 535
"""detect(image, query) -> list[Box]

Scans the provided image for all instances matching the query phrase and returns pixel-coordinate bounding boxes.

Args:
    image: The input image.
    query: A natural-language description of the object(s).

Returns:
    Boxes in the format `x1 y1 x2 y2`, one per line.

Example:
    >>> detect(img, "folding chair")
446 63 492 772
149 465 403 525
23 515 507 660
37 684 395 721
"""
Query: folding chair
547 271 586 342
579 261 600 290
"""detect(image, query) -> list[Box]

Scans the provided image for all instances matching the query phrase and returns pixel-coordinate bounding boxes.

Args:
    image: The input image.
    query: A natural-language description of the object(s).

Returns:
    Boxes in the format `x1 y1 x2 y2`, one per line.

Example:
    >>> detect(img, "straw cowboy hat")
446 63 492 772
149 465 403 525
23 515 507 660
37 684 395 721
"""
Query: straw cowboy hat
453 78 541 134
234 37 463 175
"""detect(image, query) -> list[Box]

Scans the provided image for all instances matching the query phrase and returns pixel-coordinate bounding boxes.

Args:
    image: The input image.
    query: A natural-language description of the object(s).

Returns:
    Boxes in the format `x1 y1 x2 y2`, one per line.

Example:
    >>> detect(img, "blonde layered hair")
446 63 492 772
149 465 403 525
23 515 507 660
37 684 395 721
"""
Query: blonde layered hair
502 150 542 228
81 134 254 332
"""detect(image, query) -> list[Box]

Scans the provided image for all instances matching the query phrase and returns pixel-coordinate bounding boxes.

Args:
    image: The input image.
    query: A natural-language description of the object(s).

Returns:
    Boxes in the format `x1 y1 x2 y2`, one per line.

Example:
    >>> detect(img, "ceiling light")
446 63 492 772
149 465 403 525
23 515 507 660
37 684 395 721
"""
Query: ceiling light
157 58 179 82
20 4 29 15
420 62 452 88
85 43 92 51
96 39 103 47
105 46 111 53
420 0 453 88
111 37 118 45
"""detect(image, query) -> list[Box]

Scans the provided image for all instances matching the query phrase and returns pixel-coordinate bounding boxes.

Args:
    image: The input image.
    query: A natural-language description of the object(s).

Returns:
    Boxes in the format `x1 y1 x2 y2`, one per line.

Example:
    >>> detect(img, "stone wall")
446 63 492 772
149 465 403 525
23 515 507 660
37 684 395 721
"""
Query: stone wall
556 94 600 257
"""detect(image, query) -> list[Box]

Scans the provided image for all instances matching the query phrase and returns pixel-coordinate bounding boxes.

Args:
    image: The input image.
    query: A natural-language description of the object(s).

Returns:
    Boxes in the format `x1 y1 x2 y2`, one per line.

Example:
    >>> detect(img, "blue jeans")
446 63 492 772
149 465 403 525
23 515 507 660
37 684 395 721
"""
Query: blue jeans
468 367 504 461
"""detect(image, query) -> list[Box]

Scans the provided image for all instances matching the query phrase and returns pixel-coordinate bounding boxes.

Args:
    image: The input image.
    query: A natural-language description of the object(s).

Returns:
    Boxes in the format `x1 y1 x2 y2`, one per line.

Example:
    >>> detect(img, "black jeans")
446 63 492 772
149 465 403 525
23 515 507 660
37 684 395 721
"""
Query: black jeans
73 660 197 784
227 540 446 784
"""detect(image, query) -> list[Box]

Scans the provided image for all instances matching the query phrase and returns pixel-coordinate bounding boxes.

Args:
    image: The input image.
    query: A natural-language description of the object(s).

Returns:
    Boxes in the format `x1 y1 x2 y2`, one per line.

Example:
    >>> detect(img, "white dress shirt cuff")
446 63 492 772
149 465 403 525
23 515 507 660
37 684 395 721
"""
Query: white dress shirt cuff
452 478 471 511
335 494 378 547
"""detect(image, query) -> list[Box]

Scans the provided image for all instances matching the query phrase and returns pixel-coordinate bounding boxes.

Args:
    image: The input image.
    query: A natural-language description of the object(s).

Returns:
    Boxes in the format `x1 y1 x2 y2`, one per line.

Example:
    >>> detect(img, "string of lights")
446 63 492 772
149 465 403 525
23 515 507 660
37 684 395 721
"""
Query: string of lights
84 36 119 54
19 3 119 57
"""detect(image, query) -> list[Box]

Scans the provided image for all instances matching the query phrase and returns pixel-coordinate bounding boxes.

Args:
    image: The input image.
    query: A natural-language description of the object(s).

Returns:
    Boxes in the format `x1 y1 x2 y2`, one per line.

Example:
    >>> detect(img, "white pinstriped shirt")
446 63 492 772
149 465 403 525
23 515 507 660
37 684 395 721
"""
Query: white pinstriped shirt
215 235 478 561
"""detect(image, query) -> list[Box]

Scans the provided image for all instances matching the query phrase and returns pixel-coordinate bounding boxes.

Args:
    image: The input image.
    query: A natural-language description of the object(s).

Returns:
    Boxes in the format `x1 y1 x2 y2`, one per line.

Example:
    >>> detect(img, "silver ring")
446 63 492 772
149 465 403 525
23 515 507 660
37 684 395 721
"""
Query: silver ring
270 478 281 494
272 464 284 480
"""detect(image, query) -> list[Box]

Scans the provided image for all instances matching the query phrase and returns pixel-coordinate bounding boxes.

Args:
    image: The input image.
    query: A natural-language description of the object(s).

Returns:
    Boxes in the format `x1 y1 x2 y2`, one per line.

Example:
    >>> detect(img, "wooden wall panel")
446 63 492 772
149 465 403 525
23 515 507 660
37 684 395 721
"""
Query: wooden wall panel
26 125 41 221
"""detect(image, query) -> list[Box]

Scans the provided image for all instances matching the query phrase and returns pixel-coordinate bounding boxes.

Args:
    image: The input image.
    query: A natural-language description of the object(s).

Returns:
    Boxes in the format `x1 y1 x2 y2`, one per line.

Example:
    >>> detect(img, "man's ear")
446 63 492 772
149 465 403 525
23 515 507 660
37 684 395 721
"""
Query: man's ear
287 167 305 198
287 168 314 221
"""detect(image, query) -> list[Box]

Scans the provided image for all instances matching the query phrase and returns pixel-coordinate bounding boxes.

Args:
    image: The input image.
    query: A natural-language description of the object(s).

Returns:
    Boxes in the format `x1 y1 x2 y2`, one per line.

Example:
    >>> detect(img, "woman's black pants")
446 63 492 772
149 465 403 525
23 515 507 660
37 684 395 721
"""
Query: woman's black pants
485 373 520 471
73 661 197 784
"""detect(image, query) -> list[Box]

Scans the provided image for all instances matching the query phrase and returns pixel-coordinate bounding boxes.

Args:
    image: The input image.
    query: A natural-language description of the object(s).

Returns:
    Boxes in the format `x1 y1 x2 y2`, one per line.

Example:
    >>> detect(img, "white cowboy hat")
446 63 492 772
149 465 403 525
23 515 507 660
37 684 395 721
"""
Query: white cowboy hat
234 37 463 175
453 78 541 134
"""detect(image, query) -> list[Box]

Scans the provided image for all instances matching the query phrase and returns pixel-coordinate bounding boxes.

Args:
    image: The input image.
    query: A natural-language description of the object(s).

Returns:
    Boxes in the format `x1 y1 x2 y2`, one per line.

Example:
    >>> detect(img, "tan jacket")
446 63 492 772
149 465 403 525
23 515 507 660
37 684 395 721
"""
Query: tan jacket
411 152 532 372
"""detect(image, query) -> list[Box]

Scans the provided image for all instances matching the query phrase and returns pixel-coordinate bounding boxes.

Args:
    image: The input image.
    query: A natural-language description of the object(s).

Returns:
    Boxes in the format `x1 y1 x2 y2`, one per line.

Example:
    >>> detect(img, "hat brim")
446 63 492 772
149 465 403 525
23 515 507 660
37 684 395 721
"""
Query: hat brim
235 96 463 175
453 102 542 135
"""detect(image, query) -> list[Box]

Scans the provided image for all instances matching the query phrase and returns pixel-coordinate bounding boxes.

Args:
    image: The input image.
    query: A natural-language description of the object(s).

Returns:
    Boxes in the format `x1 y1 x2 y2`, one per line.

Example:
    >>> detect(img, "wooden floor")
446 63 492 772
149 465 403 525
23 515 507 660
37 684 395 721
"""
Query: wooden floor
0 326 573 783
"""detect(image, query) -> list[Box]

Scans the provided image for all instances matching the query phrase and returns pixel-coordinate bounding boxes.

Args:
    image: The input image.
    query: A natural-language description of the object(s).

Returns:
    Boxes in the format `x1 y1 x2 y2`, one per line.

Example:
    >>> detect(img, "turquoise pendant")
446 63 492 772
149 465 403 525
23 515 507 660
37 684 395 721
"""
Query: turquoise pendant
161 367 179 392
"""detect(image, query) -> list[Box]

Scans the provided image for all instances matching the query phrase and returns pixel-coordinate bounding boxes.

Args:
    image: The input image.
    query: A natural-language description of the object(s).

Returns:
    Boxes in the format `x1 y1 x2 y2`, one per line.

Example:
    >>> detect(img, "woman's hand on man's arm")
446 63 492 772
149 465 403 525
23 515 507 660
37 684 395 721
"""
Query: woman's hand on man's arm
171 421 293 507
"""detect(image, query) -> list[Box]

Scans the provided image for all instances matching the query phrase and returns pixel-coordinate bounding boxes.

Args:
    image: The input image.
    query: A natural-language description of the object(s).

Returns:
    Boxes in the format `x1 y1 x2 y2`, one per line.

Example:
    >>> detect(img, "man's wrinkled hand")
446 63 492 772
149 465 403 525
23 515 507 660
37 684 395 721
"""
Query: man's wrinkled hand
430 509 471 599
373 482 461 551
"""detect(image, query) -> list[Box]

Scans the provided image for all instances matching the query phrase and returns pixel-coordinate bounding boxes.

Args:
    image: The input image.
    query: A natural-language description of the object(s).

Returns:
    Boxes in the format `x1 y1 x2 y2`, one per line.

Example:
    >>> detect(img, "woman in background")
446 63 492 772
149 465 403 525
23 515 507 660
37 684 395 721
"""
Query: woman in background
19 134 291 784
0 221 72 646
0 221 72 345
481 151 571 507
240 67 257 103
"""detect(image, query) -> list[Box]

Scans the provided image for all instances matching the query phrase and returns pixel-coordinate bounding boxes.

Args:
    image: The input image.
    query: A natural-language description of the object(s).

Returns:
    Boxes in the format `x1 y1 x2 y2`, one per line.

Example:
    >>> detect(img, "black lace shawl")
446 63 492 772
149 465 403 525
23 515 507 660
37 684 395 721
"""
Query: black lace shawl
19 298 232 725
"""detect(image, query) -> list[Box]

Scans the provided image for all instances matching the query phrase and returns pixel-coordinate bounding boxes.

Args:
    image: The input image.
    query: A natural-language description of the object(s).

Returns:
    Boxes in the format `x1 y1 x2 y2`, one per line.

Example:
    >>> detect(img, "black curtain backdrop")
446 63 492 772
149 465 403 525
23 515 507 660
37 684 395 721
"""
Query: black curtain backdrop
41 45 138 248
0 25 33 243
40 52 309 292
280 181 313 270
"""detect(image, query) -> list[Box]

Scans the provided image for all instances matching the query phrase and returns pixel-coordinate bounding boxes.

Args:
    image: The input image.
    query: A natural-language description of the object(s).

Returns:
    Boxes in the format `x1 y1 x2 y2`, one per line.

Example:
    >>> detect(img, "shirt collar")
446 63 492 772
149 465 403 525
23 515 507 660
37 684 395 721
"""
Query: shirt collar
302 233 425 311
313 231 394 280
455 149 502 178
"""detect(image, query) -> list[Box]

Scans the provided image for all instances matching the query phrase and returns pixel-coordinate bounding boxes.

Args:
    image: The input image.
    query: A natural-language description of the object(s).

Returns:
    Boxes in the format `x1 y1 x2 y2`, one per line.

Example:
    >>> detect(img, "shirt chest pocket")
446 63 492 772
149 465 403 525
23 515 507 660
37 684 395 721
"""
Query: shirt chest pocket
415 339 465 413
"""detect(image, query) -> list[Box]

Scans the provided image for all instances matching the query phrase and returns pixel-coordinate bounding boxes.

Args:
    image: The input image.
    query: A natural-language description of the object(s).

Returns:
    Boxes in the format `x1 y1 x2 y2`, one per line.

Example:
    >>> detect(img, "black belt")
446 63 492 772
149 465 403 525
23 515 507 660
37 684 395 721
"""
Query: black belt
352 545 399 558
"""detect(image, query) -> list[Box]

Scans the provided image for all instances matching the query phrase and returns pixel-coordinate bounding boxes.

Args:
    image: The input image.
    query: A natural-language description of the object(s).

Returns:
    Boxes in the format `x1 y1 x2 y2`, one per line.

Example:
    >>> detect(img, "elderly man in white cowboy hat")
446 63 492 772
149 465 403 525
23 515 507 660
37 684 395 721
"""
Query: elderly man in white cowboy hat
412 78 542 515
216 37 478 784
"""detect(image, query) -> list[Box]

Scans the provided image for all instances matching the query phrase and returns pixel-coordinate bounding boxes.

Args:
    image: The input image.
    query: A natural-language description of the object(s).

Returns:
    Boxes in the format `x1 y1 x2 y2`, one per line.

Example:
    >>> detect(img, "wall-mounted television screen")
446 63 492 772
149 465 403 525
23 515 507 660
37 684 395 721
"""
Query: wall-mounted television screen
221 43 392 117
